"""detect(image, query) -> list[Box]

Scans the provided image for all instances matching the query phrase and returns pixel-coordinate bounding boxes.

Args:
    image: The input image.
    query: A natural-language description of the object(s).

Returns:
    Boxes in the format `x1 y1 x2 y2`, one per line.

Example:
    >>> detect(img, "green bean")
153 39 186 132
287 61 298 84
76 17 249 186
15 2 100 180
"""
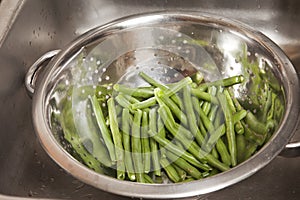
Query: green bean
211 148 219 159
227 89 243 111
183 86 206 145
158 107 228 171
243 142 259 161
139 72 169 90
215 139 231 166
233 110 247 124
274 97 284 122
191 96 215 135
158 105 194 141
157 90 188 126
198 119 207 138
107 98 125 179
144 174 154 184
191 71 204 85
262 88 272 122
236 134 247 164
142 111 151 173
116 104 123 116
206 124 226 150
202 86 217 115
121 108 136 181
160 158 181 183
139 72 185 109
235 123 245 135
245 112 268 135
208 105 219 122
229 89 268 136
85 104 114 167
242 121 266 146
267 92 277 121
166 151 202 179
206 168 219 177
191 97 205 134
149 108 161 176
131 97 156 110
198 105 215 133
181 177 195 183
190 89 219 104
60 102 105 173
224 89 244 135
153 176 163 184
165 76 193 96
187 144 230 171
113 84 154 98
90 95 116 163
122 94 140 104
131 109 144 182
173 164 187 181
217 92 237 167
197 75 245 91
115 94 134 113
148 130 210 171
157 114 166 138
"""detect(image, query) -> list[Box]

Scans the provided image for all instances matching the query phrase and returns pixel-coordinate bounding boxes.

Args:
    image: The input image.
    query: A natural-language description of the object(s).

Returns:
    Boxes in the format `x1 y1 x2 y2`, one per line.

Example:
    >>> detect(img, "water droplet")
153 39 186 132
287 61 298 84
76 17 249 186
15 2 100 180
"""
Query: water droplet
176 33 182 37
92 85 96 89
94 69 99 74
102 68 107 72
102 102 106 107
171 40 176 44
81 89 85 94
105 95 110 99
98 77 102 82
185 49 190 54
177 46 182 50
183 40 188 44
88 67 92 71
159 35 164 40
98 91 102 96
105 75 110 80
191 32 194 35
65 79 70 85
90 57 94 61
96 60 101 65
174 73 179 78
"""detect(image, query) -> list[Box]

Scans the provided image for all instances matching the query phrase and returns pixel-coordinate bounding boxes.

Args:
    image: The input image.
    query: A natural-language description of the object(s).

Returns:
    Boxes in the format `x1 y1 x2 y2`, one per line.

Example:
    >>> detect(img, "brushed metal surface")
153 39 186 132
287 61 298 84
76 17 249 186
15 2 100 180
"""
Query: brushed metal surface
0 0 299 199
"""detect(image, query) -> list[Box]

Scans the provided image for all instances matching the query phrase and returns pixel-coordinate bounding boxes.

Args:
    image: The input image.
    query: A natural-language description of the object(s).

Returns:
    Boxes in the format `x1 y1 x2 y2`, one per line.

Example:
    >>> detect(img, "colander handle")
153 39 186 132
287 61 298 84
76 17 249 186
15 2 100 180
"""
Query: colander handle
280 139 300 157
25 49 61 97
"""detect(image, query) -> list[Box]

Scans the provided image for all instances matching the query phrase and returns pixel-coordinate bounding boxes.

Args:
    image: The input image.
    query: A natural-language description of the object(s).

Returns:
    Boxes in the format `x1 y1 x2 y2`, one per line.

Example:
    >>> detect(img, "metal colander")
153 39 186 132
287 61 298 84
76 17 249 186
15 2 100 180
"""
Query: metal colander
25 12 299 199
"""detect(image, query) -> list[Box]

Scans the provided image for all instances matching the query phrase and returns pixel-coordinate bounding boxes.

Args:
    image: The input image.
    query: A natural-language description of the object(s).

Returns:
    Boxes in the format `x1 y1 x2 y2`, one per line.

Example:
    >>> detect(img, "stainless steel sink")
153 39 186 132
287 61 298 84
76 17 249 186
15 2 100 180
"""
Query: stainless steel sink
0 0 299 199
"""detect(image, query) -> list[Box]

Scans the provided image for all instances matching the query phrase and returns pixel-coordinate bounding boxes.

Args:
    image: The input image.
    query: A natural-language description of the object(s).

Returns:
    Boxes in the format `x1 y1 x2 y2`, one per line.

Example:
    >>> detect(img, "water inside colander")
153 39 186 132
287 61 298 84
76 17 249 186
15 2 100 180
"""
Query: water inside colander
47 24 285 183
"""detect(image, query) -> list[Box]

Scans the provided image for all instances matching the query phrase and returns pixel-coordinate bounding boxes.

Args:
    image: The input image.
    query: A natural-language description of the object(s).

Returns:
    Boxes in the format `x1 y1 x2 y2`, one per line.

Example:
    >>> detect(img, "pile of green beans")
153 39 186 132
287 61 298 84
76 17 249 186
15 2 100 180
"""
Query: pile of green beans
57 67 283 183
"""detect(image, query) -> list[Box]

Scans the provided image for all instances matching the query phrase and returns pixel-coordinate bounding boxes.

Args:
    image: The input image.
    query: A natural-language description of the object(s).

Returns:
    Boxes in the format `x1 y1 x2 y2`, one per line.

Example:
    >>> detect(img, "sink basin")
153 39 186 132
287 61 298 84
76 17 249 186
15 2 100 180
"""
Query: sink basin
0 0 299 199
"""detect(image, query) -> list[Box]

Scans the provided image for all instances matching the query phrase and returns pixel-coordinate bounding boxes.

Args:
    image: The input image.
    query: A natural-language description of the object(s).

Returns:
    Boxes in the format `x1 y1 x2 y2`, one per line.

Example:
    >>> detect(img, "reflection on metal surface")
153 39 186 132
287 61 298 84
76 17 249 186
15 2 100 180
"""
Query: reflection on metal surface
0 0 299 199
